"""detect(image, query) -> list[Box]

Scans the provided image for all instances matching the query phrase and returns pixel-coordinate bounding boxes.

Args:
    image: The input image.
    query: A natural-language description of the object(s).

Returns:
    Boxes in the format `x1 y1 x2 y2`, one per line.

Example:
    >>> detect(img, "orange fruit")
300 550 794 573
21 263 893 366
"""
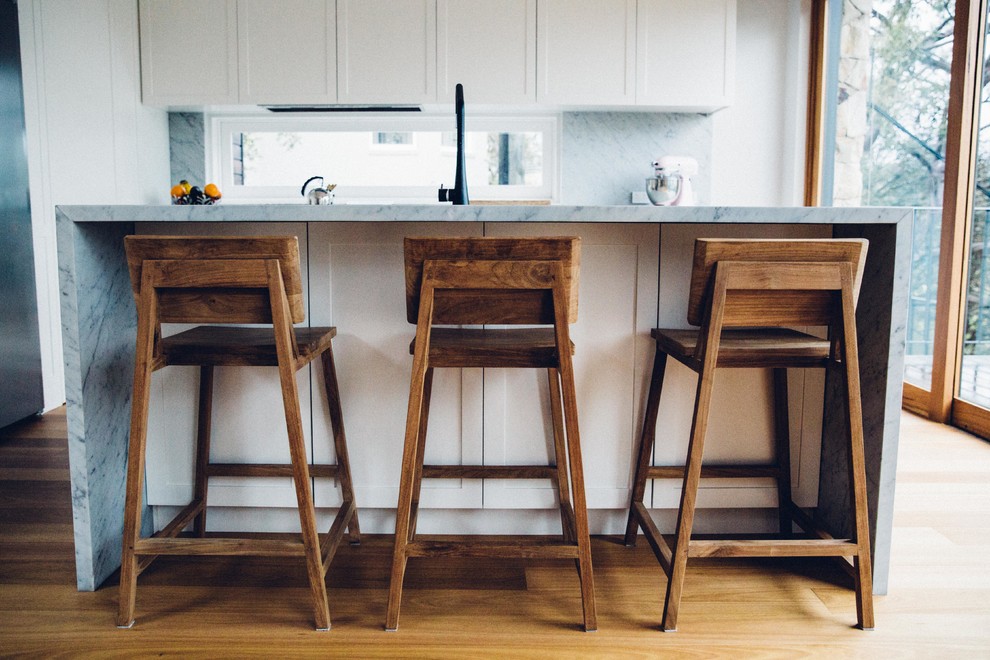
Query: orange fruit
204 183 221 199
170 184 185 198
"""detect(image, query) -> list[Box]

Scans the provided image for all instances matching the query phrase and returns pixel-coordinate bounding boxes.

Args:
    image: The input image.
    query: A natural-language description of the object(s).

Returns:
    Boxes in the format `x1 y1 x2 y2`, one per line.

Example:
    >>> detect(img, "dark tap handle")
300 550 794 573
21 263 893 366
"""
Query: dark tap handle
437 84 469 205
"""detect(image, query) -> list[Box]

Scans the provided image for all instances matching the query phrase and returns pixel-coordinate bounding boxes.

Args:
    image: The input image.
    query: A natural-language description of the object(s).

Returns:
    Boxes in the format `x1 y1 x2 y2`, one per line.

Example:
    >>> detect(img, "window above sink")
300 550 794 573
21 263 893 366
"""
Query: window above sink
208 114 557 204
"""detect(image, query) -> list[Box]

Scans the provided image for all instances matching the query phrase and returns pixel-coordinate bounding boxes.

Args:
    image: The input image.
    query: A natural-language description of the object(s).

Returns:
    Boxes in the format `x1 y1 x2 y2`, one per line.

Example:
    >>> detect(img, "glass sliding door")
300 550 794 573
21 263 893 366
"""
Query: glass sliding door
823 0 955 410
955 5 990 430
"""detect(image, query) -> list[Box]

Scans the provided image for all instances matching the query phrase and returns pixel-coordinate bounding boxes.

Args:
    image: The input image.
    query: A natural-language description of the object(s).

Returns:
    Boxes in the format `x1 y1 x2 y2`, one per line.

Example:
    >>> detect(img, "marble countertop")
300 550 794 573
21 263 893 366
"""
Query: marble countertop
56 204 912 225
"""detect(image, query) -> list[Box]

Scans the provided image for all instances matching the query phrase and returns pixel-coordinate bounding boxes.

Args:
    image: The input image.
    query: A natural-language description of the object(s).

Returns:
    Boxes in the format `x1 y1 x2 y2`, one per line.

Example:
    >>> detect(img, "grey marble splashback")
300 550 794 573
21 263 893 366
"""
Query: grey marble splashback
561 112 712 205
168 112 205 186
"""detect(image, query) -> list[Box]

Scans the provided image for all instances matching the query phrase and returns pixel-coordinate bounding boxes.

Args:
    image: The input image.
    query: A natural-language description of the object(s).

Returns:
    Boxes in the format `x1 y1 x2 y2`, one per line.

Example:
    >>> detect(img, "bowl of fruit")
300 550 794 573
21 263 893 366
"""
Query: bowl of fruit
171 180 222 205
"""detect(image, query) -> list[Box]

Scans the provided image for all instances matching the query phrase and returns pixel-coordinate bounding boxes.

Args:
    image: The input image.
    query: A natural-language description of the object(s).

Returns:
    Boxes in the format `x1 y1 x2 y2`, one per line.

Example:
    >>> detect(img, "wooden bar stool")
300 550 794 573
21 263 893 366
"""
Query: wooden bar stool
624 238 874 632
385 236 597 632
117 236 360 630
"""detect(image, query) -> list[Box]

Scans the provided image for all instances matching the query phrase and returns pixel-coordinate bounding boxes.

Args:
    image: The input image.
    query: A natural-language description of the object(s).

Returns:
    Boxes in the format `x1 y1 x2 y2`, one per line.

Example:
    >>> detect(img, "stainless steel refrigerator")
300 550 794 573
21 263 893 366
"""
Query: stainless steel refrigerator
0 0 44 428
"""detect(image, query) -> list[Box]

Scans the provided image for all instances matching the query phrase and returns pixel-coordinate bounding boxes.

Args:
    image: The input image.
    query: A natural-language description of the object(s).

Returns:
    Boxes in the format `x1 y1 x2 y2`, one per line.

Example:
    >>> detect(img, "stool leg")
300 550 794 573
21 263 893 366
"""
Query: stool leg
117 292 158 629
838 301 875 630
278 363 331 631
625 350 668 546
557 357 598 633
193 366 214 537
661 359 718 632
547 368 575 544
386 346 432 632
321 345 361 544
772 368 793 536
408 367 434 541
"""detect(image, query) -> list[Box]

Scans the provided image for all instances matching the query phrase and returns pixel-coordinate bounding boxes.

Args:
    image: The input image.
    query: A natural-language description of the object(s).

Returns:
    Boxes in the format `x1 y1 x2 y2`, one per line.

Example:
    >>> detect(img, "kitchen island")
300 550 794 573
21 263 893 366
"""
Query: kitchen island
57 204 910 594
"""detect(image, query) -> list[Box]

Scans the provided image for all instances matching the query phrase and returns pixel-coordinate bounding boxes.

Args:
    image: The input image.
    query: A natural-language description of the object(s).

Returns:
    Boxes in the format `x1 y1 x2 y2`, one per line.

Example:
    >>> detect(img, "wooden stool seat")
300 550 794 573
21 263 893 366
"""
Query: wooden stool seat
386 236 597 632
411 327 574 368
654 327 831 369
161 326 338 366
625 238 875 632
116 235 360 631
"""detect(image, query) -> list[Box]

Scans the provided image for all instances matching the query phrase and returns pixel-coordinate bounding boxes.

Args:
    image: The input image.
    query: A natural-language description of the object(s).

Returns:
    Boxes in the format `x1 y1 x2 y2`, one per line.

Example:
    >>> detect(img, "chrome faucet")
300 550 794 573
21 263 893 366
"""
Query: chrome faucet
438 84 469 205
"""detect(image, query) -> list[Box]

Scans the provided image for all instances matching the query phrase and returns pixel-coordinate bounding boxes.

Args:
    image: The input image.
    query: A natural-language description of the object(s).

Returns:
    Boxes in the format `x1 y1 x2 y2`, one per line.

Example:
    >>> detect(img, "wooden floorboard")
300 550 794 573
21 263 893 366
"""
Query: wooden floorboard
1 407 989 656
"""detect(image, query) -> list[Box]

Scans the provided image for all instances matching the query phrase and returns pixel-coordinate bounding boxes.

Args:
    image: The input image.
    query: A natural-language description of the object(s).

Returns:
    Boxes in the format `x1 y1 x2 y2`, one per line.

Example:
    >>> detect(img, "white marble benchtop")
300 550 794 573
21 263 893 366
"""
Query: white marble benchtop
57 204 911 225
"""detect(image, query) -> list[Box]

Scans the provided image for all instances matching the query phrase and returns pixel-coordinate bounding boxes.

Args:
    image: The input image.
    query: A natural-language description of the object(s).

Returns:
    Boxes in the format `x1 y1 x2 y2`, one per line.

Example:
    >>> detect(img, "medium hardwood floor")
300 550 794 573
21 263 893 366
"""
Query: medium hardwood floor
1 407 988 657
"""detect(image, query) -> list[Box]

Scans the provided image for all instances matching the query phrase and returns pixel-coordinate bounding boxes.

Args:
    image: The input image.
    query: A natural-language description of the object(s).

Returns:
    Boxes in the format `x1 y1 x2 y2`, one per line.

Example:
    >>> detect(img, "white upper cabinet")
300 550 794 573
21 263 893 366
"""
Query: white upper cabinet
537 0 636 106
139 0 239 106
237 0 337 104
437 0 536 105
636 0 736 111
138 0 736 109
336 0 437 104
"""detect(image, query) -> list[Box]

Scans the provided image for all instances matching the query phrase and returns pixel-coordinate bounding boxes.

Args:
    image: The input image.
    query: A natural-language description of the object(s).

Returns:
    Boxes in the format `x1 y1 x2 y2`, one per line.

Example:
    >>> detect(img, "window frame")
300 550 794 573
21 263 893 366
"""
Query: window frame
206 113 559 204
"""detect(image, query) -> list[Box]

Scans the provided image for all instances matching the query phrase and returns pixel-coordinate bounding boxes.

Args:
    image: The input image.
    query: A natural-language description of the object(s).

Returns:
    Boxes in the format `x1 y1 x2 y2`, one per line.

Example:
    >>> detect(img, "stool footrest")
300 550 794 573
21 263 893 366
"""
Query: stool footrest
405 539 581 559
208 463 340 479
687 538 858 558
422 464 557 479
647 464 781 480
134 537 306 557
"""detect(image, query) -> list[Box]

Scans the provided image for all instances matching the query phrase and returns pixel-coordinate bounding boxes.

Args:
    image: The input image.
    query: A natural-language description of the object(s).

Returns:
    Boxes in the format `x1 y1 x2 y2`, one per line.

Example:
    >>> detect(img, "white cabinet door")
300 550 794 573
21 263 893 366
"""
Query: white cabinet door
437 0 536 104
336 0 437 104
138 0 239 106
237 0 337 104
138 223 311 513
537 0 636 106
308 222 484 510
481 224 659 510
651 223 828 512
636 0 736 111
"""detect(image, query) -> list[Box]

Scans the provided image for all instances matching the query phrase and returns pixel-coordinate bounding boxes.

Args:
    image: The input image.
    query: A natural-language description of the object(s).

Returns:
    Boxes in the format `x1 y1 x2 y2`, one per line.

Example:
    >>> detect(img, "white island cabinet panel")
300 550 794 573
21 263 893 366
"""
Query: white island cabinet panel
437 0 536 104
136 223 311 515
481 224 659 510
636 0 736 110
138 0 239 106
308 222 484 510
537 0 636 106
237 0 337 104
336 0 437 104
651 223 829 512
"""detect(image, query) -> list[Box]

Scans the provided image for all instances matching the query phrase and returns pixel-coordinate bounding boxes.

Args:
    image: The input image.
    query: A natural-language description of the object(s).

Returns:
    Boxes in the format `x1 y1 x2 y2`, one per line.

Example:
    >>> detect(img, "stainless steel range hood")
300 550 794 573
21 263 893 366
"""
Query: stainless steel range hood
262 105 421 113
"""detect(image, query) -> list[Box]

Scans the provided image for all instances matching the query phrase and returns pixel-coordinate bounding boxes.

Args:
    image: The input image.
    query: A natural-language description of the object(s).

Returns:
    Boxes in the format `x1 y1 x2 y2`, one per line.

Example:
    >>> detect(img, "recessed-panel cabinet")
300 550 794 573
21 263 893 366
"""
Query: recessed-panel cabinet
537 0 636 106
307 222 484 510
336 0 437 104
139 223 311 514
482 223 660 510
652 223 828 511
138 0 239 106
636 0 736 110
437 0 536 104
237 0 336 104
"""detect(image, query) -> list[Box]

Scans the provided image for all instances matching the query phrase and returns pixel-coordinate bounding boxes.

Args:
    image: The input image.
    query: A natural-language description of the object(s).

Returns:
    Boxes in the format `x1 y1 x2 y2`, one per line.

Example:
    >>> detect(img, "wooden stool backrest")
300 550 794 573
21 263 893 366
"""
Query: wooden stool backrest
687 238 869 328
404 237 580 325
124 236 306 324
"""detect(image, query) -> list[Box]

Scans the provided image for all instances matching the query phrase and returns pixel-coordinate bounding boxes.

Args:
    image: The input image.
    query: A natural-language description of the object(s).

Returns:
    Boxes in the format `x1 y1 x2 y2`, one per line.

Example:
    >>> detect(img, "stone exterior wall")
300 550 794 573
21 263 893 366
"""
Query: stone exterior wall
833 0 872 206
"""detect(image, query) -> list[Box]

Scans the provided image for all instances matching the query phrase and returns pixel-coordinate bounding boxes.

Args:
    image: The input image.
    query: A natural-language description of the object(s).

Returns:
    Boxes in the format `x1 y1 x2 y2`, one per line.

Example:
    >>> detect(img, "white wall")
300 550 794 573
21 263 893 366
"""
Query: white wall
711 0 810 205
19 0 170 410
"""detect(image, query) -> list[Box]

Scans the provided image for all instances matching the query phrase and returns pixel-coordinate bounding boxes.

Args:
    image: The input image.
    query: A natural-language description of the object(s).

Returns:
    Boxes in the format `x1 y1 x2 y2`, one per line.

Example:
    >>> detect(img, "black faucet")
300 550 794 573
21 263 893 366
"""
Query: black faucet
438 83 469 205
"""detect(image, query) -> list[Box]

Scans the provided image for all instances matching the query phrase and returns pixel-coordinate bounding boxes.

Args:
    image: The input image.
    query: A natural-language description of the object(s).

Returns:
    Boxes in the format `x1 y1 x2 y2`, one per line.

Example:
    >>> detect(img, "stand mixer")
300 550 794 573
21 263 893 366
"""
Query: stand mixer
646 155 698 206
